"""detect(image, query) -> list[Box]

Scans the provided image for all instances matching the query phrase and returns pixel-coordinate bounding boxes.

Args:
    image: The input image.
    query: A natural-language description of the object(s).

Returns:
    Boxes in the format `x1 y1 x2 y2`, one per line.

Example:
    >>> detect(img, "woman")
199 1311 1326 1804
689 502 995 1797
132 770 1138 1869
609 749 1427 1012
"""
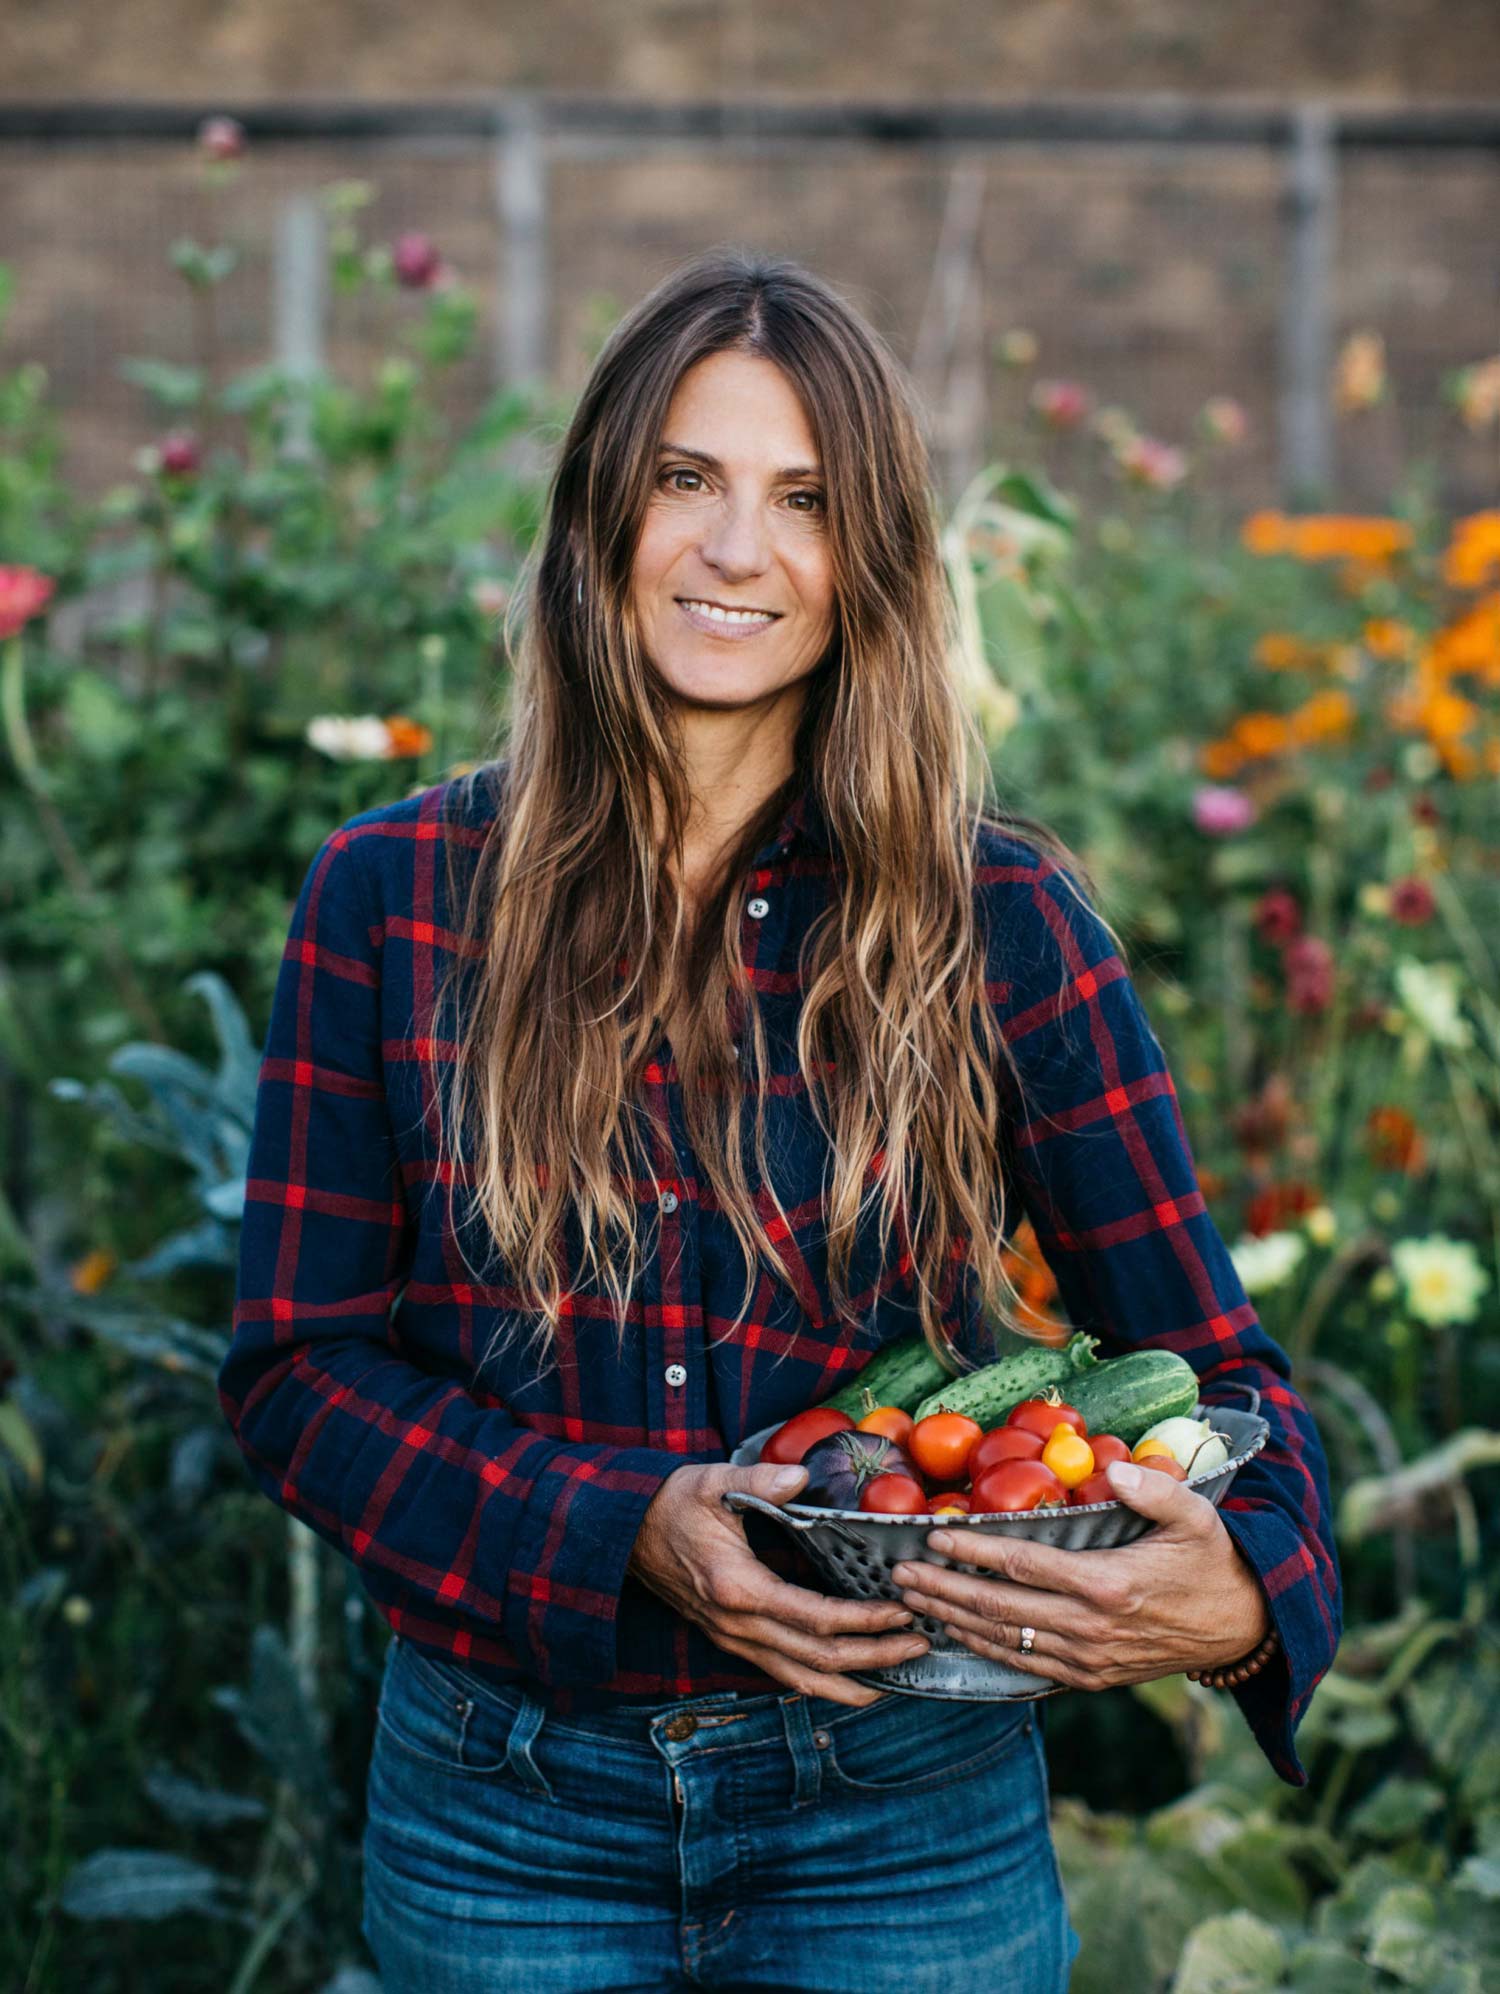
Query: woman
219 249 1341 1993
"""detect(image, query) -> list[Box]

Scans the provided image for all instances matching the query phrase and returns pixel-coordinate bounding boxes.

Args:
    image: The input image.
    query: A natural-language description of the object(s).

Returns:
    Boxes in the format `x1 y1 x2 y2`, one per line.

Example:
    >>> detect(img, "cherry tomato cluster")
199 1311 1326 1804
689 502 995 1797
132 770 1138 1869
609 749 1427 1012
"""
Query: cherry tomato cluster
764 1389 1186 1515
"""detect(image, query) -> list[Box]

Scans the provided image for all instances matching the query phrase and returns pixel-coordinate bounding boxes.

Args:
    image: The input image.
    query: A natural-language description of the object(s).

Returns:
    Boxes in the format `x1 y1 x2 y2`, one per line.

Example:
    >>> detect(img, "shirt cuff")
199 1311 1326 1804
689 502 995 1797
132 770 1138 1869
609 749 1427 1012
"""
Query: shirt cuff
1213 1501 1340 1788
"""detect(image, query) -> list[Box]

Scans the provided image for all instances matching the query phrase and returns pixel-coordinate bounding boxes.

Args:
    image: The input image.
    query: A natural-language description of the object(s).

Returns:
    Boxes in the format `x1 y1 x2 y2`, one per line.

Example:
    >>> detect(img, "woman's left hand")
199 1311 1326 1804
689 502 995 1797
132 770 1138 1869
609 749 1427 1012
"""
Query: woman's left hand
889 1459 1272 1689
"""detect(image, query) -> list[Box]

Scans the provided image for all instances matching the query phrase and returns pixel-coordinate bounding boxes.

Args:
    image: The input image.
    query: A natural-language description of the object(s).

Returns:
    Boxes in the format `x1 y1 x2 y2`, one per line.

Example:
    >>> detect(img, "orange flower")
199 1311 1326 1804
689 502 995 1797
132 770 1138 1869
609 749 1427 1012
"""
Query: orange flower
384 715 434 758
1443 514 1500 593
1245 1179 1323 1238
1240 512 1412 566
1429 597 1500 685
1363 618 1415 660
1198 739 1244 780
1365 1106 1426 1174
1000 1216 1067 1343
1231 711 1293 759
1254 632 1320 672
68 1248 117 1295
1288 688 1356 745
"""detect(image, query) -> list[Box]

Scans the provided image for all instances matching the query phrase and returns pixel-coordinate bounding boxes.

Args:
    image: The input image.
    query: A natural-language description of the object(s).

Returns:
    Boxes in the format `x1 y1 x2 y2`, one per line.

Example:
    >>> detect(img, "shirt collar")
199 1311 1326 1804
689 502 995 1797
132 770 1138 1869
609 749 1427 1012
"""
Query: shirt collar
754 774 831 868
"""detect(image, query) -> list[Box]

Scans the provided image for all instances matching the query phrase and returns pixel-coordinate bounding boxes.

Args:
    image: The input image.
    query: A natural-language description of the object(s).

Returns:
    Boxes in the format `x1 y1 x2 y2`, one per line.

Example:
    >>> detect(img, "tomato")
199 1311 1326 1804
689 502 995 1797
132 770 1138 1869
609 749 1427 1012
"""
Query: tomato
856 1404 916 1448
969 1425 1045 1475
1005 1396 1087 1441
858 1473 930 1515
1089 1433 1131 1468
1068 1470 1118 1506
761 1407 855 1465
1040 1425 1096 1489
909 1409 984 1482
927 1490 971 1515
1132 1436 1175 1463
969 1459 1067 1513
1138 1455 1187 1481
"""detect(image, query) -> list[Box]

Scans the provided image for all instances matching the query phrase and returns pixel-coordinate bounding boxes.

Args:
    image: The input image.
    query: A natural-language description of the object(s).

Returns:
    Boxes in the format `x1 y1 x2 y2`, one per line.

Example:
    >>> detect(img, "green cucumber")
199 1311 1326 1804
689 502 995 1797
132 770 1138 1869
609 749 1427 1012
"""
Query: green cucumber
818 1333 954 1418
1065 1350 1200 1448
911 1331 1100 1427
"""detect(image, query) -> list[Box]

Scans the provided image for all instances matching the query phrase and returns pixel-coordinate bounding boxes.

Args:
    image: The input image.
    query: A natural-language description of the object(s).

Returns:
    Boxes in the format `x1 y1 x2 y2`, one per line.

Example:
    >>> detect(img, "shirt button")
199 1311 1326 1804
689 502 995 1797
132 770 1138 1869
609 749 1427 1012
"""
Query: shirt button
665 1363 687 1388
746 896 770 919
660 1190 679 1213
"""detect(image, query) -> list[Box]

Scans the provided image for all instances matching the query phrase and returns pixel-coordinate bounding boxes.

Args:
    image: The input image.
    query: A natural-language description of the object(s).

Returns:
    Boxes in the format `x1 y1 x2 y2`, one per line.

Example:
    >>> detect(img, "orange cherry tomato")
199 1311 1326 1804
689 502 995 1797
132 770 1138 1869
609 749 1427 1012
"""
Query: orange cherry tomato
1040 1424 1096 1489
909 1409 984 1483
927 1491 972 1515
1005 1396 1087 1441
969 1426 1045 1476
1089 1433 1131 1468
856 1403 916 1448
969 1459 1067 1513
1132 1437 1175 1463
761 1407 854 1464
1068 1470 1118 1506
858 1473 930 1515
1138 1455 1187 1481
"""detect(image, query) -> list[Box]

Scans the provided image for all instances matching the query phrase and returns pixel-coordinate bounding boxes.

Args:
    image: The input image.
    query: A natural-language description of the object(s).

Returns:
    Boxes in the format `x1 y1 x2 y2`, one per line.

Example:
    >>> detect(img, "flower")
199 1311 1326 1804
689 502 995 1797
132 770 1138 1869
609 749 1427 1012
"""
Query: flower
392 233 442 290
1192 785 1258 836
1030 380 1091 430
384 715 434 758
470 577 510 619
197 115 247 162
62 1596 94 1628
1389 876 1436 926
0 566 55 639
69 1249 117 1295
1442 511 1500 591
1114 435 1188 491
1334 330 1387 412
158 431 201 478
1284 934 1335 1015
1254 888 1302 946
306 715 398 762
1246 1179 1323 1237
1240 512 1412 566
1198 396 1248 446
1453 356 1500 433
1303 1205 1338 1247
1230 1229 1308 1295
1390 1234 1491 1326
1358 882 1393 918
995 329 1038 368
1393 958 1473 1050
1365 1105 1426 1174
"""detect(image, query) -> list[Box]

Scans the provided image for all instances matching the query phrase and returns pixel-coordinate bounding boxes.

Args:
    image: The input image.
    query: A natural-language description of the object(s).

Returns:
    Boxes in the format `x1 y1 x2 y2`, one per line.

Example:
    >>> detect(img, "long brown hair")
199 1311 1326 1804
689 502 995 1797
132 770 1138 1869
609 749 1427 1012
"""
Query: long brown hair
428 247 1115 1386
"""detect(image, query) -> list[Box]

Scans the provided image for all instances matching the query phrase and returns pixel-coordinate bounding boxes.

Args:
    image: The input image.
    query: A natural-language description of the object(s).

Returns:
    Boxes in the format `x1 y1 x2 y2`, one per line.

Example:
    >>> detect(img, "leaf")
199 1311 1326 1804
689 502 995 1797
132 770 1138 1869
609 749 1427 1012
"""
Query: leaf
169 1426 224 1510
0 1397 44 1487
210 1625 341 1820
1170 1909 1286 1993
1341 1431 1500 1539
1347 1776 1446 1844
142 1766 267 1829
1286 1939 1372 1993
1364 1883 1438 1984
15 1566 68 1615
318 1971 383 1994
125 1216 238 1279
58 1848 231 1921
1454 1853 1500 1900
118 358 204 409
2 1288 225 1379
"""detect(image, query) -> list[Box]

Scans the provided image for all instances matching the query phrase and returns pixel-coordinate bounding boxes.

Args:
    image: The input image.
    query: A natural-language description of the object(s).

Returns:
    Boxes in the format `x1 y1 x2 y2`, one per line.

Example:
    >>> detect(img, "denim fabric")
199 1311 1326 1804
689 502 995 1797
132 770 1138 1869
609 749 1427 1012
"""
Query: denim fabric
361 1635 1079 1993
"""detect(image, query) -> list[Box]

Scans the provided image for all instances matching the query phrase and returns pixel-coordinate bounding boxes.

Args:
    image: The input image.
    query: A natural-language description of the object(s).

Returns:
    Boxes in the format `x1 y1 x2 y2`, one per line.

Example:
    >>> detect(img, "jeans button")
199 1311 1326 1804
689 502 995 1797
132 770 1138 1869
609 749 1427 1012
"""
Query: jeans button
663 1713 698 1742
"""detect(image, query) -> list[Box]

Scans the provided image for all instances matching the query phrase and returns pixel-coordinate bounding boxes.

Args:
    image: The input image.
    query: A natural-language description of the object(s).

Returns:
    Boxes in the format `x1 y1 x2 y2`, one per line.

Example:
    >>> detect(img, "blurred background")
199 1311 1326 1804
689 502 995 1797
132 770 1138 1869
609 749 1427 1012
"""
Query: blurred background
3 10 1500 1993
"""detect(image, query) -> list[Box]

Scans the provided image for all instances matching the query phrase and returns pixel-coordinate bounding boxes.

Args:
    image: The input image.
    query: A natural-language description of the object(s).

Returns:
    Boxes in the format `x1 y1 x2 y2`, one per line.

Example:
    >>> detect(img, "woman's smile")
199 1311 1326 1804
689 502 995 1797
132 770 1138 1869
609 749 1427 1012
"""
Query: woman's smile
675 596 784 639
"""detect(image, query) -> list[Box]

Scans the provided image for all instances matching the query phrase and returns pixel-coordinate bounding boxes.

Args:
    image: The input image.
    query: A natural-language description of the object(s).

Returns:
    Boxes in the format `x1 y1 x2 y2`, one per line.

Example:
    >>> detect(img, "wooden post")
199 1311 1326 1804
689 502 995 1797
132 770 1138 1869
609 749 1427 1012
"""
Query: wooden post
1279 104 1337 506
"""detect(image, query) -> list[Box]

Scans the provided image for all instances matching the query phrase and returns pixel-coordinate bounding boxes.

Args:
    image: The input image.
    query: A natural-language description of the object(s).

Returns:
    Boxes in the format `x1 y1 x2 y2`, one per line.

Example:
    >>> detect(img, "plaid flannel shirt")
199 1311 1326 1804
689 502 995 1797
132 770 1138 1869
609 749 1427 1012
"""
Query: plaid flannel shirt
219 760 1340 1784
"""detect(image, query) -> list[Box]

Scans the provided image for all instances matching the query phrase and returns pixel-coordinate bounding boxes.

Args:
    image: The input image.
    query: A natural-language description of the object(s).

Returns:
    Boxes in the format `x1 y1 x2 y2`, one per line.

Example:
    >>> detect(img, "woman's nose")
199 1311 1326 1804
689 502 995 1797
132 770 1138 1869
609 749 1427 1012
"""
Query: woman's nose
698 495 771 577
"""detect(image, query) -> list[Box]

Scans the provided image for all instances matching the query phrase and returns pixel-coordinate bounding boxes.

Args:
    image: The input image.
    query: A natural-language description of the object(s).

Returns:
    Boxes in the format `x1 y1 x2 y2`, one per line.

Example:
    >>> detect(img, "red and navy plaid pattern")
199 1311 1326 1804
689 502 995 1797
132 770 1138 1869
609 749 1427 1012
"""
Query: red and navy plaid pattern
219 761 1339 1785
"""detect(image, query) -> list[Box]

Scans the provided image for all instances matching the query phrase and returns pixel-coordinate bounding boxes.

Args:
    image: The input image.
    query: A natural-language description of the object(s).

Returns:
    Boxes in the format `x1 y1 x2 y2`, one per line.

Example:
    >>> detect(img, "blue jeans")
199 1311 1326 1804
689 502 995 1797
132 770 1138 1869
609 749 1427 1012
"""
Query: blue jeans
361 1634 1078 1992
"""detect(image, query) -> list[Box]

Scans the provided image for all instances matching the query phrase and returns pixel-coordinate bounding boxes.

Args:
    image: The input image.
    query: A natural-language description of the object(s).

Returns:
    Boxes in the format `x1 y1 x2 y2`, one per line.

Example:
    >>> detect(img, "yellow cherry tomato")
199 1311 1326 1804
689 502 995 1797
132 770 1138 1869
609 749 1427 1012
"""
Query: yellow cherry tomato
1132 1436 1175 1463
1040 1423 1095 1490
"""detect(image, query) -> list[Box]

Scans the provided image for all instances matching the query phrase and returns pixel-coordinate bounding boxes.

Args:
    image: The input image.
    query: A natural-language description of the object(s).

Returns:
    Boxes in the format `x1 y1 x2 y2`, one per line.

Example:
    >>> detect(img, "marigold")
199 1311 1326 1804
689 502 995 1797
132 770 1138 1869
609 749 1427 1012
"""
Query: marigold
1254 632 1321 672
384 715 435 758
1198 739 1245 780
1443 511 1500 591
1363 618 1415 659
1289 688 1356 745
1429 596 1500 685
1231 711 1293 758
1240 512 1412 566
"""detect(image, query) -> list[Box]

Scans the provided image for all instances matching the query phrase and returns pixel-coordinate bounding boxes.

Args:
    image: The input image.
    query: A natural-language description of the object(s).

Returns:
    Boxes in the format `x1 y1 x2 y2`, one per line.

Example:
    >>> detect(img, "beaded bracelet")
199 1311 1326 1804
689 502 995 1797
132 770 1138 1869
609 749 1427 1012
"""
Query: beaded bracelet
1186 1626 1281 1690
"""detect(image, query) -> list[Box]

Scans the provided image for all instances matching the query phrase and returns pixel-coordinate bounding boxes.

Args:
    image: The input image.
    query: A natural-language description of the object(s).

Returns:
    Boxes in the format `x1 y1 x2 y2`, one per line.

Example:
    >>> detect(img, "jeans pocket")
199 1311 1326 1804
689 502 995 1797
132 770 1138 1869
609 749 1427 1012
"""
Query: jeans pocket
375 1636 518 1779
821 1692 1032 1797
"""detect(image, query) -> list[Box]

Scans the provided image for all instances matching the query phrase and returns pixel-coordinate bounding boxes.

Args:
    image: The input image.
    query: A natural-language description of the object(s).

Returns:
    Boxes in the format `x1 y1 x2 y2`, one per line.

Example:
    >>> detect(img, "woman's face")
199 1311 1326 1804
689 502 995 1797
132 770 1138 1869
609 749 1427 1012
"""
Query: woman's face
629 349 836 716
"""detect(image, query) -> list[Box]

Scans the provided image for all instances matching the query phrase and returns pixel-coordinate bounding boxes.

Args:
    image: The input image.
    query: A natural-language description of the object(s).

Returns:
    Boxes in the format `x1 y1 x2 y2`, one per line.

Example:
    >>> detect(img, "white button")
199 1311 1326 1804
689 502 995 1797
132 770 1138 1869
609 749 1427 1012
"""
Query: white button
746 896 770 919
665 1363 687 1388
660 1190 679 1213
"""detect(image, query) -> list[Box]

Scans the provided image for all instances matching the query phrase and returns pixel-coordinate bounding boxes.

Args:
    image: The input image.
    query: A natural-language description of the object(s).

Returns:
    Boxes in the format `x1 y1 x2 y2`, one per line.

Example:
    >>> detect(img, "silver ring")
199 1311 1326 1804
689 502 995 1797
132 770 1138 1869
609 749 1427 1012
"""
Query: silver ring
1019 1625 1036 1655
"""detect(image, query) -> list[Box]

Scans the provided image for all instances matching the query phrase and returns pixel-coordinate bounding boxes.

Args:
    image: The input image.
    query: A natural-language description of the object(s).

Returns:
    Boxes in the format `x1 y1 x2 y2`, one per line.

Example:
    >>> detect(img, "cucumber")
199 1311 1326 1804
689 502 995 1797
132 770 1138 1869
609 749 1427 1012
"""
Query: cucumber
818 1333 954 1418
911 1331 1100 1427
1065 1350 1200 1448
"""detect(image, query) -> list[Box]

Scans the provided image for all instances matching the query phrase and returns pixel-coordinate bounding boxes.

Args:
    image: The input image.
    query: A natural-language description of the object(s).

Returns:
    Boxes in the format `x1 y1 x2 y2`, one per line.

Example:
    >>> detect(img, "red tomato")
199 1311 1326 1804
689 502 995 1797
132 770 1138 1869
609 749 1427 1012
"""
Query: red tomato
1068 1470 1118 1506
1005 1397 1087 1441
1138 1455 1187 1482
927 1490 972 1515
909 1410 984 1482
969 1459 1067 1513
1088 1433 1131 1468
761 1407 855 1465
969 1426 1045 1476
858 1473 930 1515
856 1404 916 1448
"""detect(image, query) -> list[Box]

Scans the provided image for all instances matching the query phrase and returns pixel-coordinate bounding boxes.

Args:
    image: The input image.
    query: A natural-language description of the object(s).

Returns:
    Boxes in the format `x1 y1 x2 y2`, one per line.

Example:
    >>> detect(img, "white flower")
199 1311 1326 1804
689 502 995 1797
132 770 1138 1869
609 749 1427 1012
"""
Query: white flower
1230 1229 1308 1295
1303 1205 1338 1247
306 715 394 762
1393 959 1474 1051
1391 1235 1491 1327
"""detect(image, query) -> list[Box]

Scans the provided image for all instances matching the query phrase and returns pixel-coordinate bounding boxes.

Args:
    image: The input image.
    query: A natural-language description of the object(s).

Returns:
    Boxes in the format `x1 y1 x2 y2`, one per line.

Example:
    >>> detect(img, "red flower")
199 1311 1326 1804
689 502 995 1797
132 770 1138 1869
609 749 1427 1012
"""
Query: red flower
0 566 55 639
393 233 441 290
197 115 247 162
158 431 201 477
1245 1179 1322 1237
1389 876 1436 925
1283 934 1335 1015
1030 379 1091 430
1254 887 1302 947
1366 1106 1426 1173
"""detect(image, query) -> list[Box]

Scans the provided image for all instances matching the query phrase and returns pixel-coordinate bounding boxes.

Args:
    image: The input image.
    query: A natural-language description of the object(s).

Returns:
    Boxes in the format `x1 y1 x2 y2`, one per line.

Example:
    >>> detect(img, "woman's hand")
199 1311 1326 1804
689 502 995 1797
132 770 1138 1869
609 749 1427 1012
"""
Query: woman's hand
889 1459 1273 1690
628 1460 931 1706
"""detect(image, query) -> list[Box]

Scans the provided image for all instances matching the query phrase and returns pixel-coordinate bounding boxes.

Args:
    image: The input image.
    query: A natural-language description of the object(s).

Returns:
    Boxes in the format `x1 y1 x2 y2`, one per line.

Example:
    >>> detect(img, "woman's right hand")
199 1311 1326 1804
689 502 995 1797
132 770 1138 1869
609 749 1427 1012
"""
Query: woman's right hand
626 1460 930 1706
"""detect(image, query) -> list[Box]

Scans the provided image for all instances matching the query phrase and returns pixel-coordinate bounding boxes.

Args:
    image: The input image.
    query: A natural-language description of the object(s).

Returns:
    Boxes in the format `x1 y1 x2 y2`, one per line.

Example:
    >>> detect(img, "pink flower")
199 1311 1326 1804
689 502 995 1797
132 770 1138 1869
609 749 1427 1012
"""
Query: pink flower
1254 888 1302 947
1192 785 1258 836
1284 935 1336 1015
1389 876 1436 925
393 233 442 290
1115 435 1188 491
197 116 246 162
1199 397 1248 447
158 431 201 477
0 566 56 639
1030 379 1091 430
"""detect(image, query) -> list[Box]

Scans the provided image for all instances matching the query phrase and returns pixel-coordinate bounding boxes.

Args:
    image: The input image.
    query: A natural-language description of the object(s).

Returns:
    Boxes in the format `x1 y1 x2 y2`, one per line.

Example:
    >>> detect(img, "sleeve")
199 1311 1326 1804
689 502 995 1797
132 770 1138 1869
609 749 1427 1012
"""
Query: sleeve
216 820 686 1690
989 850 1342 1786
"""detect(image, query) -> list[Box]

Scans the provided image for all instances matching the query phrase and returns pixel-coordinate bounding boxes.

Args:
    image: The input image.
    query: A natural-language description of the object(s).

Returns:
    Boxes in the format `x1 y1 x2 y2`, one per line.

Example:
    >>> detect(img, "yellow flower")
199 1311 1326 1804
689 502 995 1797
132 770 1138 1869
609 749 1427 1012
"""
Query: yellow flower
1304 1205 1339 1247
1334 330 1387 413
1391 1235 1491 1327
1442 512 1500 591
69 1249 117 1295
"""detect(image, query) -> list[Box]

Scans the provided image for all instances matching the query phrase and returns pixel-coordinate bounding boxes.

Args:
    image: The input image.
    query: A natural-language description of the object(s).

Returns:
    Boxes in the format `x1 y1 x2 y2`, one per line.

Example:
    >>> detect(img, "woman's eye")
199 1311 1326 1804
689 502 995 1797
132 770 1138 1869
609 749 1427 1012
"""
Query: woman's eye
662 468 704 493
787 489 826 515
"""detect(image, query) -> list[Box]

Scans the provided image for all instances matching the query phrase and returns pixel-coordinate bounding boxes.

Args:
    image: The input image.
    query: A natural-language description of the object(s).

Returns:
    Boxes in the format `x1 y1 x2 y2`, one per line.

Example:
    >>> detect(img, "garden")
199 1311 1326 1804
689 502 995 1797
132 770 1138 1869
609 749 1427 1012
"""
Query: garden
3 133 1499 1993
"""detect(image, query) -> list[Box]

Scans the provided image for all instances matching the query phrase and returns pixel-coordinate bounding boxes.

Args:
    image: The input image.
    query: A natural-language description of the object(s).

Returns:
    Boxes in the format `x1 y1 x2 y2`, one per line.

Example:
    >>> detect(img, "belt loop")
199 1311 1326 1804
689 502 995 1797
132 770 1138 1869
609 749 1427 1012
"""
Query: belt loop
505 1688 556 1802
779 1693 824 1809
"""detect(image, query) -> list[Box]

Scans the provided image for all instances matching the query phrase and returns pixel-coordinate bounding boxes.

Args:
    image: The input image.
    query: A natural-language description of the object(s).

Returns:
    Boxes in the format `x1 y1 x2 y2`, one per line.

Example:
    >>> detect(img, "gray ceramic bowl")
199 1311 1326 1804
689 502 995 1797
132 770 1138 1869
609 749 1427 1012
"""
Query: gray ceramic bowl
723 1398 1270 1699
